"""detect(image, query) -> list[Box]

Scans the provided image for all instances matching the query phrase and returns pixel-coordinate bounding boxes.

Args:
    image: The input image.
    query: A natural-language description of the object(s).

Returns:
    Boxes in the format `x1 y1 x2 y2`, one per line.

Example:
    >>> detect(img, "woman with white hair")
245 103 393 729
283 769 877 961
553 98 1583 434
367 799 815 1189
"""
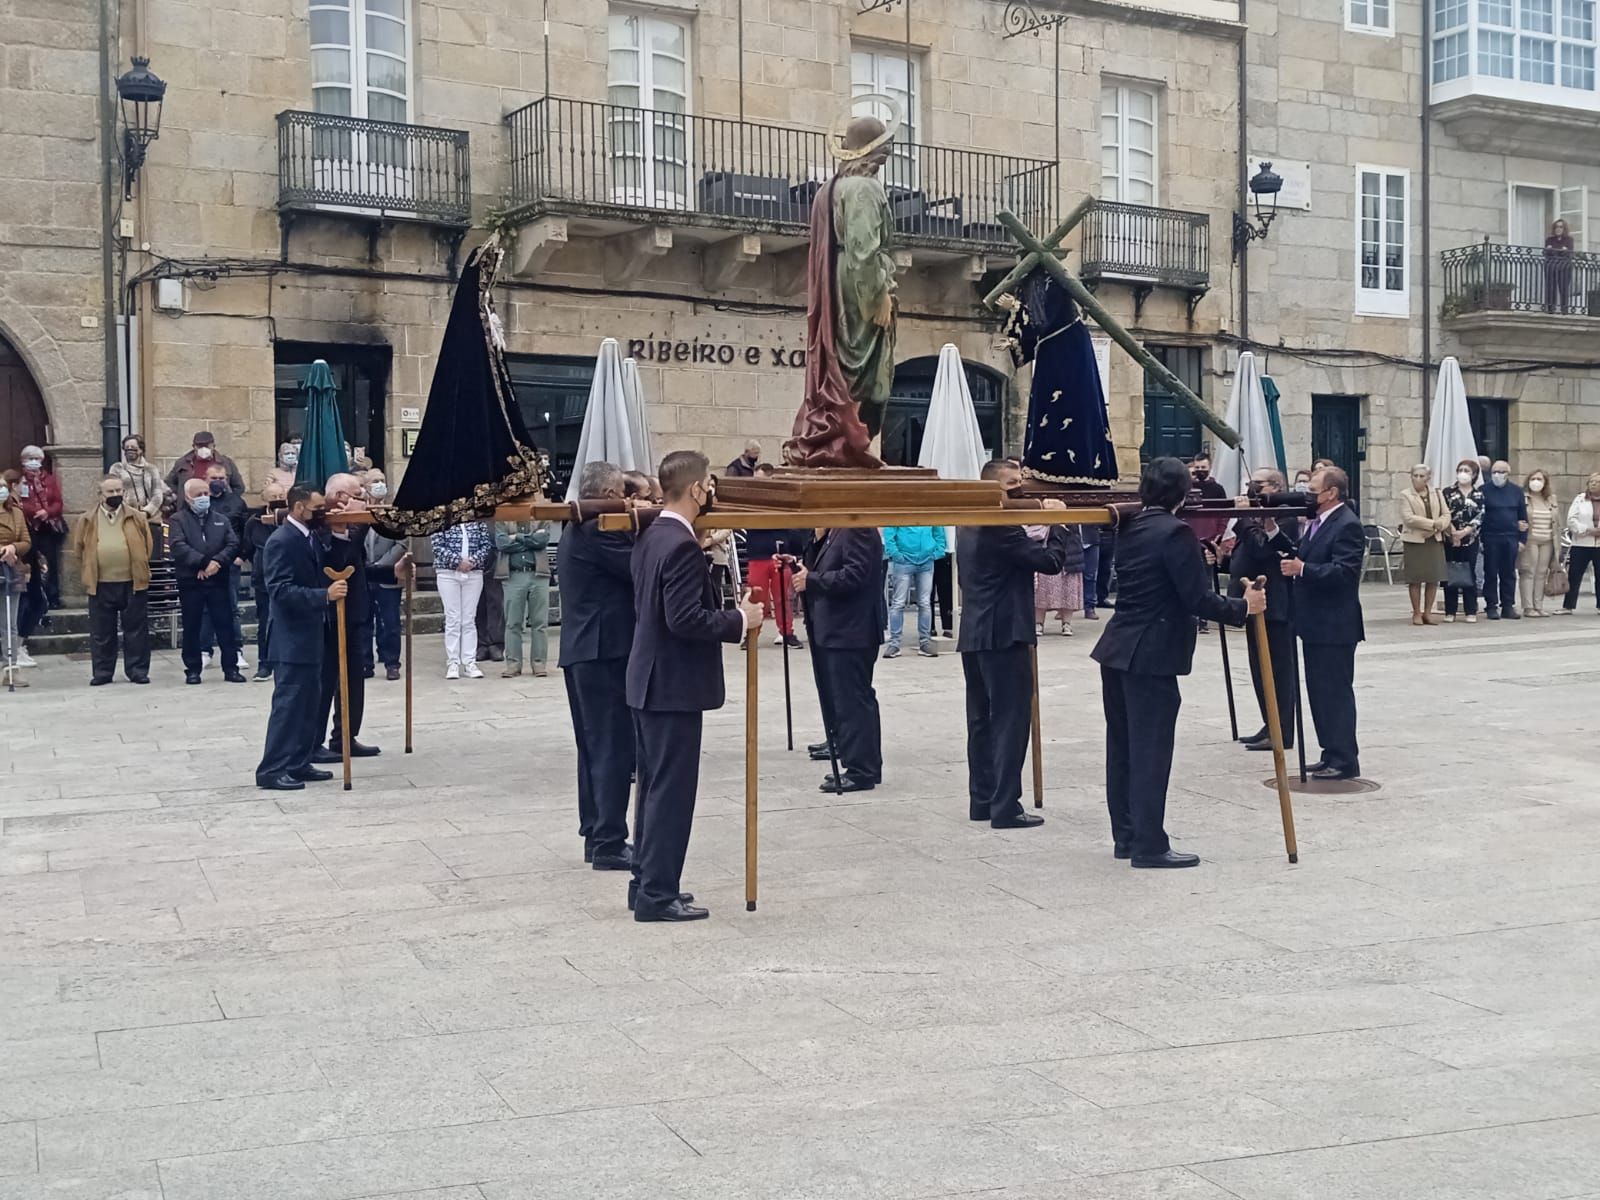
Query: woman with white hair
1397 464 1448 625
17 445 65 612
264 443 298 494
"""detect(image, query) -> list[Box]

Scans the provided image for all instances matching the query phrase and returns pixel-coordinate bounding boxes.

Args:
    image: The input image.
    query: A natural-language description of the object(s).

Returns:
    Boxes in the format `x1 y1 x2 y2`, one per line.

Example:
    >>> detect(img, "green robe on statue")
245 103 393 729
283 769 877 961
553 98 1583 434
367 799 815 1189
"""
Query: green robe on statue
832 175 897 436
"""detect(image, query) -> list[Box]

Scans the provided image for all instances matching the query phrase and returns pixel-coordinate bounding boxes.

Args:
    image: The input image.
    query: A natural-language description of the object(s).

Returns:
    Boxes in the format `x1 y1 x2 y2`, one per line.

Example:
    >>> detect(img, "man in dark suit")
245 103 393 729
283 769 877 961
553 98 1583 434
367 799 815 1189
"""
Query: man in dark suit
1226 468 1301 752
312 473 380 762
626 451 764 922
558 461 638 869
792 526 886 793
956 461 1071 829
168 478 245 685
1280 464 1365 780
1092 458 1265 867
255 486 345 791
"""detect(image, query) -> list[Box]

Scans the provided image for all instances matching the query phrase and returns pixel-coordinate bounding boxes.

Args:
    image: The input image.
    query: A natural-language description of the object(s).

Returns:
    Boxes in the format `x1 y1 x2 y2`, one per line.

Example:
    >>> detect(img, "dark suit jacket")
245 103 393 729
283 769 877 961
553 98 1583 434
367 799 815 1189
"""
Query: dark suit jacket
1091 508 1246 676
955 524 1070 653
558 518 637 666
801 528 886 651
626 514 744 712
1291 503 1365 645
168 506 239 583
1229 515 1300 625
321 530 371 632
260 522 329 666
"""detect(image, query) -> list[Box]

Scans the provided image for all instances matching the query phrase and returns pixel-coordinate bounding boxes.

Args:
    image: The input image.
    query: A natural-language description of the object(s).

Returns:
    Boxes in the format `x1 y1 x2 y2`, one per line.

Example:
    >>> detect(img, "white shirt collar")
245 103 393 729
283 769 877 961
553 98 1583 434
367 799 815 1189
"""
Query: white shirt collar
286 515 312 539
659 510 696 534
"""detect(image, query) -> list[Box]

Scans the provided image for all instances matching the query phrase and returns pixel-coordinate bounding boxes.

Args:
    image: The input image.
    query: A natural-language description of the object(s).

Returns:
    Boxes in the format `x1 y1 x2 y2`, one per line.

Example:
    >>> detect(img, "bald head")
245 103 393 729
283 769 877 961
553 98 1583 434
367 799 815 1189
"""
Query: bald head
325 472 362 501
183 478 207 500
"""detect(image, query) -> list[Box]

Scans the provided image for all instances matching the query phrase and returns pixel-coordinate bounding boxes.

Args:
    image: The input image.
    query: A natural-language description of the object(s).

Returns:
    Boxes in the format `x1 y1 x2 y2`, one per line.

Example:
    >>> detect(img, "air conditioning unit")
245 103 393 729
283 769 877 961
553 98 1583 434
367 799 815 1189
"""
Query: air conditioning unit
155 277 187 314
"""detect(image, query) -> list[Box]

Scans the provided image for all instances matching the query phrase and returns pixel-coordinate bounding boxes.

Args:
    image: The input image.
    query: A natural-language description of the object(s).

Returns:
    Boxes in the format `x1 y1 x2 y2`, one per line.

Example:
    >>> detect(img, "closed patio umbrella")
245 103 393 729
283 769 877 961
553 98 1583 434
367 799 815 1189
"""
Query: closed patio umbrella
1423 356 1479 482
294 359 349 489
564 338 638 500
1213 351 1275 496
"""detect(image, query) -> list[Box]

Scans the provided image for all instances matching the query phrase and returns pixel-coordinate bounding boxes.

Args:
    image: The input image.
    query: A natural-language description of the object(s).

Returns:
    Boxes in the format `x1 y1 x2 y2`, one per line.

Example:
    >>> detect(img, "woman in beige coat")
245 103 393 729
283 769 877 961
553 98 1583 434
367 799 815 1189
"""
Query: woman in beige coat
1398 464 1450 625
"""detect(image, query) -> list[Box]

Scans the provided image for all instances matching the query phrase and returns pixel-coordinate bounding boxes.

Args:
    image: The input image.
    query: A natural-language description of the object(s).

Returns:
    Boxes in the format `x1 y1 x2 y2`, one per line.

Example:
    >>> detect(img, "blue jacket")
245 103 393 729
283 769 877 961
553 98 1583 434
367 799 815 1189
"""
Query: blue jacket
1479 480 1528 542
260 521 329 667
882 525 946 568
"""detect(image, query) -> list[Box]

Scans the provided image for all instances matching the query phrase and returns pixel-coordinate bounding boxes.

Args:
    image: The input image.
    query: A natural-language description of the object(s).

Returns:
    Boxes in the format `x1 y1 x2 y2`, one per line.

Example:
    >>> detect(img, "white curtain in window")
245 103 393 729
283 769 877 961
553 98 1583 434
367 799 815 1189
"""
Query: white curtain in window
608 12 690 207
1100 84 1158 206
310 0 409 124
851 50 918 191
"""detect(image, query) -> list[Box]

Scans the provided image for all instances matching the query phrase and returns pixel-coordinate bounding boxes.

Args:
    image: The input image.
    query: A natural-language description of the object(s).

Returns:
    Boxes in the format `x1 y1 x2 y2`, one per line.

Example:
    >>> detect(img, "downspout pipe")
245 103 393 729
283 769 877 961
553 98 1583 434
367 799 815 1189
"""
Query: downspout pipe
99 0 122 471
1420 0 1434 444
1237 0 1250 343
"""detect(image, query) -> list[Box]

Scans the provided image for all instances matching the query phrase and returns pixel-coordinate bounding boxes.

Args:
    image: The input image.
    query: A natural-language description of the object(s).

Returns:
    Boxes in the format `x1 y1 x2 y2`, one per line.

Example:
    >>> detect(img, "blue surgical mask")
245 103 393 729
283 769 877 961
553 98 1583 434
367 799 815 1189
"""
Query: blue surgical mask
369 482 387 498
0 487 9 504
21 458 42 472
283 452 298 468
190 495 211 514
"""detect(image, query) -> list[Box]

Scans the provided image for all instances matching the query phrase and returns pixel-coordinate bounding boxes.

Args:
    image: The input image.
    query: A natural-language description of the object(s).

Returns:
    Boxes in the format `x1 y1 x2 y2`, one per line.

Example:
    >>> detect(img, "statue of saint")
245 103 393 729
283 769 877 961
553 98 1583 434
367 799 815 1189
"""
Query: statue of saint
785 109 900 469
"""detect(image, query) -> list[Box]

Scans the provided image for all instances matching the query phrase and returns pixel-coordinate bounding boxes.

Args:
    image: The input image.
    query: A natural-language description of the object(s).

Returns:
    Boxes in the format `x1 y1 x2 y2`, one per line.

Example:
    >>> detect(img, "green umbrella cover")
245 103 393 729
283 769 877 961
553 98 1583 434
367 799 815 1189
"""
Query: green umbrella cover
295 359 349 489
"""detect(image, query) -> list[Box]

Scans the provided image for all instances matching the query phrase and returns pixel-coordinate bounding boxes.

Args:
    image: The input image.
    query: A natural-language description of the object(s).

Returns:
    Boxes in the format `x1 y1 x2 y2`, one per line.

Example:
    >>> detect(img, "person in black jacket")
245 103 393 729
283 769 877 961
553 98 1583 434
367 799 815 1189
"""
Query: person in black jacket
558 462 639 870
1280 464 1365 780
1091 458 1265 867
168 478 245 685
626 451 764 922
956 461 1070 829
240 481 285 681
793 526 886 793
198 461 250 672
1225 468 1301 752
311 473 379 762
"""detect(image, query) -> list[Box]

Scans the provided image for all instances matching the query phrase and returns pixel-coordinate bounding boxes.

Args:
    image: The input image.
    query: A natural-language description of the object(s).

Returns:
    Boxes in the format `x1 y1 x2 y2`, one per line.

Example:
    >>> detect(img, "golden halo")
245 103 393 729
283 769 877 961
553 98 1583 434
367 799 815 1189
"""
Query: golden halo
829 93 905 162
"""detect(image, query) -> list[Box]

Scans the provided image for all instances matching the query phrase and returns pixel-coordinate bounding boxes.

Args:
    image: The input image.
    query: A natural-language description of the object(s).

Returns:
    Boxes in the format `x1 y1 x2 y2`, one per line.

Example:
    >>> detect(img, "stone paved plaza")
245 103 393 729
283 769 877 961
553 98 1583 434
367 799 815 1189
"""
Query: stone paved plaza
2 586 1599 1200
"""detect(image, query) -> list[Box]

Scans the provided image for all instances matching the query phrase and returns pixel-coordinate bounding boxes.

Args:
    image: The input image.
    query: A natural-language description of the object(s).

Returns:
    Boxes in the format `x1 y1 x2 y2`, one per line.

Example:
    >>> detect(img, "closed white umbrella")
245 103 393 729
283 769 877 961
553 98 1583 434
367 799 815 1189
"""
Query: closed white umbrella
1213 351 1274 496
620 356 656 476
565 338 637 500
919 344 989 550
1423 356 1479 483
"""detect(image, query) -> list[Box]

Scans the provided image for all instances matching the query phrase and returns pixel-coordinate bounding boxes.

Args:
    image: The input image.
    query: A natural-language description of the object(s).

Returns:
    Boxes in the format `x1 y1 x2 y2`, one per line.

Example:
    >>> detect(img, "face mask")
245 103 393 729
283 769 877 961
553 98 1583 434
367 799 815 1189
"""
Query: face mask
307 508 328 526
1530 479 1544 493
695 482 715 517
104 494 123 510
1192 469 1209 482
0 488 9 504
1491 472 1509 486
190 495 211 514
1457 471 1475 485
21 458 42 472
195 446 214 460
208 480 226 497
283 453 298 468
369 482 388 498
1292 481 1309 493
16 483 28 499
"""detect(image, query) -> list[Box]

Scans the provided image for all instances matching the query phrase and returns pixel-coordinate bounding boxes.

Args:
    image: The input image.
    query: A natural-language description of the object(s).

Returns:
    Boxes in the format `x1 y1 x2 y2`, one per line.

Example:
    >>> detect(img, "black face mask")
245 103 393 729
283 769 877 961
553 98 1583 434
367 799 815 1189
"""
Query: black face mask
307 508 328 527
1192 469 1210 482
104 494 123 510
697 484 716 517
209 481 226 497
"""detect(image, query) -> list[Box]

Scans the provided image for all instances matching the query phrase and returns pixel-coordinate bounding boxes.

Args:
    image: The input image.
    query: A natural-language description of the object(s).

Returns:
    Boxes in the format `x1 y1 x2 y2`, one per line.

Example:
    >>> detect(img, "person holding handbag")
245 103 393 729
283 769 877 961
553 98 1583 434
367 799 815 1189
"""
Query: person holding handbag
1560 471 1600 614
1443 459 1484 623
1517 469 1560 617
1398 464 1449 625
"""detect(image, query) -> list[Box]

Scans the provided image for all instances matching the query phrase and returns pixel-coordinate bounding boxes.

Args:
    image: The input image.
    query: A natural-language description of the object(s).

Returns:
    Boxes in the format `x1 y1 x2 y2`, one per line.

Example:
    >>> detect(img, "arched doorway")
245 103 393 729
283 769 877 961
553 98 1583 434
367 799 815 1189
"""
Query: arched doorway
881 357 1006 467
0 335 50 469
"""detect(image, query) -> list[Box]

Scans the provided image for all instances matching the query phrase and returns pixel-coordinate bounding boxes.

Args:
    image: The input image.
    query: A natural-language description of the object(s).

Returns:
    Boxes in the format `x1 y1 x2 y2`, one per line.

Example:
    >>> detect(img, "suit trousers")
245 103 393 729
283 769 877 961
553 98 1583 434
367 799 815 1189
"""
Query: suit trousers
962 644 1033 823
503 570 550 666
932 554 954 636
1481 535 1519 614
631 709 703 918
1246 618 1296 749
811 646 882 783
317 618 368 747
254 578 273 671
199 563 245 659
178 580 238 675
88 582 150 682
256 660 322 782
1100 664 1181 858
1301 640 1360 775
564 658 634 856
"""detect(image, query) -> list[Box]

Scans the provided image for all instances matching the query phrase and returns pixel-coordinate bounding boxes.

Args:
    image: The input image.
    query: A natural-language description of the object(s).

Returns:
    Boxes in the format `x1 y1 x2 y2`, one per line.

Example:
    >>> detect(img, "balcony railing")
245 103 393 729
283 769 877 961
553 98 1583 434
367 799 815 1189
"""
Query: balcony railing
503 96 1056 250
1441 240 1600 317
1078 200 1211 291
277 110 472 226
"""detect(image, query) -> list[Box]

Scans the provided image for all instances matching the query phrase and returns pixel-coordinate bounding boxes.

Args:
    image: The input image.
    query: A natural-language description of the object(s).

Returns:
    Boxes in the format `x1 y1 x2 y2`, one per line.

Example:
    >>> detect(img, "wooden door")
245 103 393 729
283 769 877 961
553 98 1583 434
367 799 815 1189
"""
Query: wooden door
0 337 50 471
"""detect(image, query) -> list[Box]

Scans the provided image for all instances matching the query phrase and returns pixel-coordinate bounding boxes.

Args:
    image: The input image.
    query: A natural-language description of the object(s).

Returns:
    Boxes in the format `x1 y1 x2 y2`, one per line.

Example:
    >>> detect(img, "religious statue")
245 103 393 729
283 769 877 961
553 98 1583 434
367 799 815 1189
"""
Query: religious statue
784 97 902 470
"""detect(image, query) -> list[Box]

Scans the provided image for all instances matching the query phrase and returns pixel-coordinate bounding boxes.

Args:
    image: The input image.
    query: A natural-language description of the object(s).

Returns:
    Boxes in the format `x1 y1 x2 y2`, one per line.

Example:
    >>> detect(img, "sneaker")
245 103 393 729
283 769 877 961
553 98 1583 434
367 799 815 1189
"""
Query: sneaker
1035 623 1044 637
1464 615 1477 623
532 662 548 677
202 650 214 666
917 642 938 658
464 662 485 679
1444 615 1456 623
772 634 786 646
1059 621 1073 637
783 634 803 649
1554 608 1572 616
253 670 271 682
501 663 522 678
235 652 250 672
1083 610 1099 621
446 662 460 680
15 647 37 668
385 664 402 680
882 645 901 659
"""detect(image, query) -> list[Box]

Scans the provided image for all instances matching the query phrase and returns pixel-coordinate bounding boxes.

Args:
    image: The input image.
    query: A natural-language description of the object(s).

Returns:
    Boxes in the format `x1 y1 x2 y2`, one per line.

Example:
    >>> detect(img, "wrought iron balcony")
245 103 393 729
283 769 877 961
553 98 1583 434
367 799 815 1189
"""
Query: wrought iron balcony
276 110 472 227
1077 200 1211 308
1441 240 1600 318
502 96 1056 253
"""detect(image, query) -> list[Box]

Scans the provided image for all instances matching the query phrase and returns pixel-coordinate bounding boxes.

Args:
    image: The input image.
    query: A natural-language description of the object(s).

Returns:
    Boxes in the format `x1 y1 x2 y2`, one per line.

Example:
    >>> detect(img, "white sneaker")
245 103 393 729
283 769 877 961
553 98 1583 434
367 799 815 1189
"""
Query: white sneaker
1060 622 1073 637
15 647 37 668
464 662 484 679
772 634 786 646
202 650 214 666
446 662 460 680
235 652 250 671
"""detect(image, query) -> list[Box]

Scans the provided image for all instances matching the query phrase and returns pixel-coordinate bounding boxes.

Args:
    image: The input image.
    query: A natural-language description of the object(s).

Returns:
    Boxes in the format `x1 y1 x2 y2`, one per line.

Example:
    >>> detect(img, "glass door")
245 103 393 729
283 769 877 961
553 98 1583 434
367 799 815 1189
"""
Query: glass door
608 12 690 210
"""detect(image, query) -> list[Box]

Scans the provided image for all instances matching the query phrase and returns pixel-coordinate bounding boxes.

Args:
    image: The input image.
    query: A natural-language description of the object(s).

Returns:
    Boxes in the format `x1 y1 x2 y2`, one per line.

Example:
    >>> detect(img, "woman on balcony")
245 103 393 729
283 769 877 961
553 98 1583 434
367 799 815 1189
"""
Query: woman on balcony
1544 219 1575 314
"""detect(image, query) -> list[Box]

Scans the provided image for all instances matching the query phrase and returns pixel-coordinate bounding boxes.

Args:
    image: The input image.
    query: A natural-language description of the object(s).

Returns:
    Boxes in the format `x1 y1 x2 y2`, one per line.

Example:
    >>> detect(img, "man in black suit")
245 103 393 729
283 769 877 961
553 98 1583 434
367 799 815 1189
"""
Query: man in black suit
1091 458 1266 867
255 486 345 791
626 451 764 922
956 460 1071 829
558 461 638 870
311 473 381 762
1280 464 1365 780
792 526 886 793
168 478 246 685
1226 468 1301 752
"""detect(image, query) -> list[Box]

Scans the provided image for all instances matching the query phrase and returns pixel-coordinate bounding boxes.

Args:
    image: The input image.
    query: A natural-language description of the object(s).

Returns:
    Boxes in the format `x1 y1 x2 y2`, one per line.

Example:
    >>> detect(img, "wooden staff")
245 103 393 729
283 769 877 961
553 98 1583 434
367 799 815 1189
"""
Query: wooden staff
745 585 764 912
403 560 414 755
1251 576 1299 863
1029 643 1045 809
324 565 356 790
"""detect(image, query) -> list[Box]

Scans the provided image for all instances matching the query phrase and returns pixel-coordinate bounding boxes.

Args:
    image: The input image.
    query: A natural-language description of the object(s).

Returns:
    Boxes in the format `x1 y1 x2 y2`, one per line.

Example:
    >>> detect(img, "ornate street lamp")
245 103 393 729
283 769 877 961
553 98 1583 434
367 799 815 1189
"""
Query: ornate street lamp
1232 160 1283 260
115 56 167 200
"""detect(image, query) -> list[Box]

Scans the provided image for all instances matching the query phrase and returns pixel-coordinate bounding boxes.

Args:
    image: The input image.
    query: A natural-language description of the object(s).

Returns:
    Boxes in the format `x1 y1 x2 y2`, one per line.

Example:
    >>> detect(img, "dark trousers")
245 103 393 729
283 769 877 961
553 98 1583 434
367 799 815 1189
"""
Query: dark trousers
371 583 402 668
34 526 63 608
476 575 505 656
317 620 368 747
932 554 954 636
1482 536 1519 613
1100 664 1180 858
87 582 150 682
178 580 238 675
564 658 634 857
1082 541 1100 614
811 646 882 783
1444 540 1479 616
1564 546 1600 610
1301 640 1359 775
631 708 703 918
19 568 46 639
1096 529 1116 605
254 580 272 672
963 644 1033 823
1246 618 1295 749
199 563 244 658
256 659 323 781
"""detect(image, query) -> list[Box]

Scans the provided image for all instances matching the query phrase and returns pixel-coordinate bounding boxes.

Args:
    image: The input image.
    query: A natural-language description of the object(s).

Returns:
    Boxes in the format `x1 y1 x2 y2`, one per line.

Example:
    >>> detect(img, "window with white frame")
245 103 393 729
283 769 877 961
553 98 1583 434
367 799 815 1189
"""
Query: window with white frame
1356 166 1409 317
1435 0 1597 90
850 49 919 191
310 0 409 124
607 10 691 207
1100 83 1159 206
1348 0 1393 33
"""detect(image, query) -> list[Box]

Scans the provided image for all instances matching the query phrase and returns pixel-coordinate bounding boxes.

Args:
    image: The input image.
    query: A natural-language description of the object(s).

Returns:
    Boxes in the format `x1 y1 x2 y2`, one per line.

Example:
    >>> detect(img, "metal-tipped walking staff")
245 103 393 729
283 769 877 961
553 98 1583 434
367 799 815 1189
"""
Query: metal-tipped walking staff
775 541 794 752
744 584 764 912
324 565 356 790
1251 576 1299 863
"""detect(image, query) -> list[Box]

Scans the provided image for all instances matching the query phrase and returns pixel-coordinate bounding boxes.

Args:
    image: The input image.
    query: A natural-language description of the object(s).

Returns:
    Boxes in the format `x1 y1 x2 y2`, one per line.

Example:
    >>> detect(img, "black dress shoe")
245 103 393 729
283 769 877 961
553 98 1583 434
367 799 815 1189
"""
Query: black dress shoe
1486 609 1501 620
185 673 201 685
361 667 375 679
591 852 633 871
1246 738 1293 751
290 766 333 782
1132 850 1200 868
1304 760 1326 773
90 677 113 687
256 774 305 792
224 670 248 683
1239 726 1268 744
310 747 342 764
386 665 401 681
128 675 149 685
343 740 381 758
1114 842 1131 859
634 899 709 923
820 773 876 794
807 741 834 761
991 813 1045 829
1310 765 1359 781
627 887 694 911
1503 610 1521 620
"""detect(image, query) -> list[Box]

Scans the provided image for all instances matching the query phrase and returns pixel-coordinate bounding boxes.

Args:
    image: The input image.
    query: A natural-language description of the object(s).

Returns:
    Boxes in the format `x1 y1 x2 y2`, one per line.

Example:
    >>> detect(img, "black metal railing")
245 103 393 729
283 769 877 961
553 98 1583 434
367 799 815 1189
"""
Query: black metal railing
504 96 1056 247
277 110 471 225
1078 199 1210 289
1441 240 1600 317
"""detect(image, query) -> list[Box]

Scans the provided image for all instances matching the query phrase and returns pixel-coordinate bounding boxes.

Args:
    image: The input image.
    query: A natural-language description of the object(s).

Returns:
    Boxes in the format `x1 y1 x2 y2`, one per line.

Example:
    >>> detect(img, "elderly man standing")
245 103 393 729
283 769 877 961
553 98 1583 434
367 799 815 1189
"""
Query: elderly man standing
169 477 244 685
725 439 762 478
312 473 380 761
70 475 153 686
165 430 245 495
1479 459 1529 620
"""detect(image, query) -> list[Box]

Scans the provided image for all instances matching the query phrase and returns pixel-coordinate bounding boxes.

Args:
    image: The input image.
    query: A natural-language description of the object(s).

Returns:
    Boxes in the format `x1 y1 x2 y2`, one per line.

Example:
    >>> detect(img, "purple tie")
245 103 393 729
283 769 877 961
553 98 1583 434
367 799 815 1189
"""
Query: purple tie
1305 515 1323 543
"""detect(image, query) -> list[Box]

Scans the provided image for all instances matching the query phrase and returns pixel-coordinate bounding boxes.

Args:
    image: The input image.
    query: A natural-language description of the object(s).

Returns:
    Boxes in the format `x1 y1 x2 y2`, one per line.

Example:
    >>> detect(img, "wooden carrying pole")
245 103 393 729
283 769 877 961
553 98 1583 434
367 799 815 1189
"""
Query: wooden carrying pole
1251 576 1299 863
1029 644 1045 809
324 566 356 790
744 586 764 912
